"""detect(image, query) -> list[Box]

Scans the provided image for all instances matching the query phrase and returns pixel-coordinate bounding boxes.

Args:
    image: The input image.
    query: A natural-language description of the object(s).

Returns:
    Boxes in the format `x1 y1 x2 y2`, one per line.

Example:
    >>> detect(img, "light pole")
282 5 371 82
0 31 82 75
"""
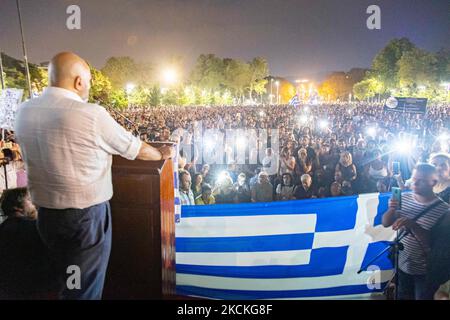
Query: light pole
0 49 5 90
126 83 135 108
275 80 280 104
16 0 33 99
270 78 274 105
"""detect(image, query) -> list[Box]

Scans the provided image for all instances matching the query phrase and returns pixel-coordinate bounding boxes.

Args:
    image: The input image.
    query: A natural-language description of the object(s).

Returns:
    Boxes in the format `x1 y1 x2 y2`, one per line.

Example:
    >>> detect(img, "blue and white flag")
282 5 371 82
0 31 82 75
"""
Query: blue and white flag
175 193 395 300
288 95 300 107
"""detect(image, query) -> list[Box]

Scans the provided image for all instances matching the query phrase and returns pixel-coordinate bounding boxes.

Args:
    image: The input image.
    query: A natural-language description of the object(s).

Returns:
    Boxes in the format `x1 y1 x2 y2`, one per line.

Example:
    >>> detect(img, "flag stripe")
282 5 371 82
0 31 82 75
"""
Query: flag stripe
176 233 315 253
176 283 388 300
176 247 348 278
180 196 359 232
176 249 312 266
176 270 394 291
176 214 317 238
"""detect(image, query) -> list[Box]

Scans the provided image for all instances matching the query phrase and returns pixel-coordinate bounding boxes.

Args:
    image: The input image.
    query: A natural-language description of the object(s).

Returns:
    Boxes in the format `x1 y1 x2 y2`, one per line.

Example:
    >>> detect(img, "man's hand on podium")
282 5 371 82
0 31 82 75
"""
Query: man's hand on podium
136 142 175 161
159 145 176 160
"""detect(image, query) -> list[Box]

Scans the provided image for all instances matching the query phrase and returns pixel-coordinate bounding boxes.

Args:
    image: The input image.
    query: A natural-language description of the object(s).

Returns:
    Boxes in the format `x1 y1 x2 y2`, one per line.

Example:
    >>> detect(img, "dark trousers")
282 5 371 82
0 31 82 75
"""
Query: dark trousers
37 201 112 300
398 270 438 300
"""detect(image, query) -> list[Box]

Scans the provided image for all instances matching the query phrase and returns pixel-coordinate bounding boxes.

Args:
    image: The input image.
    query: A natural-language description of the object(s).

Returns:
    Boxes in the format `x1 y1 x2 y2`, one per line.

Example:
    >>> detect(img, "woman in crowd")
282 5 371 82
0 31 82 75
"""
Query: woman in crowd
335 151 357 182
195 184 216 205
275 173 296 201
279 147 296 177
365 149 390 192
192 173 204 200
295 147 313 180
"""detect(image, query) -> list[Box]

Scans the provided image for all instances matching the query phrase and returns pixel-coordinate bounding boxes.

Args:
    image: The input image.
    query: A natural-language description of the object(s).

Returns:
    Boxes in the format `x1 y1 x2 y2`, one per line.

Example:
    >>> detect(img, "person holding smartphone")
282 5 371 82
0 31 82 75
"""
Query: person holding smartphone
382 163 449 300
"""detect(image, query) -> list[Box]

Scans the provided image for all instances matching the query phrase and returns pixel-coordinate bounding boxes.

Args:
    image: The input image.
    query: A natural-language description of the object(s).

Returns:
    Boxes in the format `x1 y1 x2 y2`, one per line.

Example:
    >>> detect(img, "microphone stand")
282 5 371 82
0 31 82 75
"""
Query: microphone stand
357 229 409 300
105 106 140 136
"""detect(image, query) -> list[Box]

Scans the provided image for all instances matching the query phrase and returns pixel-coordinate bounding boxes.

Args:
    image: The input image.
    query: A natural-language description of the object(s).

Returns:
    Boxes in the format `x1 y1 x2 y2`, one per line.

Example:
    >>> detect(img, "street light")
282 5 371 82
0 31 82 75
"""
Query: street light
126 83 135 94
275 81 280 104
270 78 274 105
163 68 178 85
126 83 135 108
319 120 328 130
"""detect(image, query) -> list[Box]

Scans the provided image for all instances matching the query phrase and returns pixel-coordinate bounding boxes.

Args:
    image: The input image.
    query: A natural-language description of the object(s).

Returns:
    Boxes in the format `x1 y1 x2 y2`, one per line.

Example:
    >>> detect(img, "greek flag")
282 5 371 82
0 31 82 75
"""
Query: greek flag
175 193 395 299
288 94 300 107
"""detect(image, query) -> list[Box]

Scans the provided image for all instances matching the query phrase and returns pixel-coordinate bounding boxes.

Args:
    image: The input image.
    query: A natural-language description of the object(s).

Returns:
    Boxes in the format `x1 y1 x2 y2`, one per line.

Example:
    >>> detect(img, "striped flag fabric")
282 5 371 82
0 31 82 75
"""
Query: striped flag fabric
175 193 395 299
288 94 300 107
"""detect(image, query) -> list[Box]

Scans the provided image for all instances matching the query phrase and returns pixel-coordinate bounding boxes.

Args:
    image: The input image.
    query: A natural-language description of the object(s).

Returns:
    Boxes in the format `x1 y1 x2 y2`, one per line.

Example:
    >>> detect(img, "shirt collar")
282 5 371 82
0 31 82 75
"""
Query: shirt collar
43 87 84 102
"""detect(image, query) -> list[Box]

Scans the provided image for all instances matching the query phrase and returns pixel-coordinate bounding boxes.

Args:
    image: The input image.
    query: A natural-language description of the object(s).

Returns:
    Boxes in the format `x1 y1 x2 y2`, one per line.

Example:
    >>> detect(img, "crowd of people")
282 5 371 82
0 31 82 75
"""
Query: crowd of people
109 102 450 205
1 101 449 300
0 49 448 301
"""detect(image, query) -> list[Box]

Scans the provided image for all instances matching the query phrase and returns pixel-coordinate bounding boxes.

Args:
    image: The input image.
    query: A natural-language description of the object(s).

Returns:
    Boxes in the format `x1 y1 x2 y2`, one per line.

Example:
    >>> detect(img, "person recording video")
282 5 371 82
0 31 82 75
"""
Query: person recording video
382 163 449 300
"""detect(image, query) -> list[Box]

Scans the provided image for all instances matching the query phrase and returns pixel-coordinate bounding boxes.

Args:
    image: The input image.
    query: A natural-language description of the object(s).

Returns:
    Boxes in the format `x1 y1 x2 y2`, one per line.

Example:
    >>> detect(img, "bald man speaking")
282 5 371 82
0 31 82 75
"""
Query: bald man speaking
14 52 174 300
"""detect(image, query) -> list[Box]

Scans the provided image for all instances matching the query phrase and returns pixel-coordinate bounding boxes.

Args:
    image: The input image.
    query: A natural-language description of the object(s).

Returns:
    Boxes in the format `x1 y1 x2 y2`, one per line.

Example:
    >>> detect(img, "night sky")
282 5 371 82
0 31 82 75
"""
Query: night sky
1 0 448 80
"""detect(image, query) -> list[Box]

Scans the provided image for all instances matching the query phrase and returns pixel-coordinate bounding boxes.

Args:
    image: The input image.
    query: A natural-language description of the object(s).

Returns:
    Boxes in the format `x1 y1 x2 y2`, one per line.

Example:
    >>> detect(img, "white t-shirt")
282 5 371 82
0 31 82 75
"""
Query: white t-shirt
15 87 142 209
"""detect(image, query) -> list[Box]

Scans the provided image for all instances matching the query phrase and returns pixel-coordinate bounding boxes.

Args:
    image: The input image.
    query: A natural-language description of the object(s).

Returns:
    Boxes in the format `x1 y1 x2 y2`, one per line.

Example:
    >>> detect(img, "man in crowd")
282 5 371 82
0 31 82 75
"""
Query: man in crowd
179 170 195 205
382 163 449 300
14 52 175 300
251 172 273 202
294 174 315 199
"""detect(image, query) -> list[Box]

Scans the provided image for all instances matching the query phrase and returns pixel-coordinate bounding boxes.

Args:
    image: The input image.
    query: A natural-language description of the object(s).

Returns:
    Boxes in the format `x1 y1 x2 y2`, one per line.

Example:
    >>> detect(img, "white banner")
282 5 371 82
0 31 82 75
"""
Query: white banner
0 88 24 131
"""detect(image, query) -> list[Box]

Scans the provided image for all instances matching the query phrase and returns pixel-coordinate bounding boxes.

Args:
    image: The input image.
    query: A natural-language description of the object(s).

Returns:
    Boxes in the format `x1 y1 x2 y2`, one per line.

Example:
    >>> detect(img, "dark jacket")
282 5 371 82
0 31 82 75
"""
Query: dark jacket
0 217 53 299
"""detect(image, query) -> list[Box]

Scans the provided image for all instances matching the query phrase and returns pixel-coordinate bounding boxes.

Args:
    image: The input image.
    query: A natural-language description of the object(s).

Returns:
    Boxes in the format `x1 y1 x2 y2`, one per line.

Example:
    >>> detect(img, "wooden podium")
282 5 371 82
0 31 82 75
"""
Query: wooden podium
103 142 176 299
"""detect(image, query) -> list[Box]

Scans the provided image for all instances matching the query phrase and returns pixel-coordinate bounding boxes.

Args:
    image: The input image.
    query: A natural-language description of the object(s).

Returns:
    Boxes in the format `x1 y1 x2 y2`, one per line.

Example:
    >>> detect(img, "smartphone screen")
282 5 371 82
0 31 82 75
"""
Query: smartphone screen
392 187 402 209
393 161 400 175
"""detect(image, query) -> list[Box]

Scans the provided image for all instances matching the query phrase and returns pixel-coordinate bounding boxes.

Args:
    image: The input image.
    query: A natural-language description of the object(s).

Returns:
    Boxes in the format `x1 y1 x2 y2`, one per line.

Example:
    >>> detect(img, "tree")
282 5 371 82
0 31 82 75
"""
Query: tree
371 38 416 91
190 54 225 91
89 67 112 105
248 57 269 99
253 79 268 102
397 47 438 90
318 72 353 101
102 56 153 90
353 78 383 101
434 48 450 83
223 58 251 102
148 85 162 106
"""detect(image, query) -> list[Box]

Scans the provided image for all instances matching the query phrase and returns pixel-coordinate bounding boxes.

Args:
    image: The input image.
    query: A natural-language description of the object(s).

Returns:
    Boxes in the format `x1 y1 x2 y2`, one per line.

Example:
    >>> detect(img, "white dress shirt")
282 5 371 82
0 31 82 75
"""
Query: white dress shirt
14 87 142 209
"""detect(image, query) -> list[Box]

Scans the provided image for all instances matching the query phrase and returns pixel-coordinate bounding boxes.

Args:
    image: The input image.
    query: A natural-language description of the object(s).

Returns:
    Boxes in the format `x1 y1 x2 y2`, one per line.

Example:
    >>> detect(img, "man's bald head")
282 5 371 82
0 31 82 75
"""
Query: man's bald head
48 52 92 101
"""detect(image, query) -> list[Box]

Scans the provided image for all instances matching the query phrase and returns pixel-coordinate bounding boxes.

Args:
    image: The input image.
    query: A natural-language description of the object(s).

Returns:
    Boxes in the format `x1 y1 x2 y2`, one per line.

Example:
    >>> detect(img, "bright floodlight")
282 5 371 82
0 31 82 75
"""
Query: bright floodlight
319 120 328 129
236 137 247 149
163 68 177 84
304 106 310 112
217 171 230 184
394 137 416 155
126 83 135 94
299 115 308 124
204 138 215 150
395 142 412 155
366 127 377 137
438 133 449 141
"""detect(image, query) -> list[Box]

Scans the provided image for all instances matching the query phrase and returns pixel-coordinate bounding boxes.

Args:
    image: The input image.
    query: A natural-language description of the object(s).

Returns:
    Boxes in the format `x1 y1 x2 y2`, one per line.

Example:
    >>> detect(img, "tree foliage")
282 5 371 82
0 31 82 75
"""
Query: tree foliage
352 38 449 103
